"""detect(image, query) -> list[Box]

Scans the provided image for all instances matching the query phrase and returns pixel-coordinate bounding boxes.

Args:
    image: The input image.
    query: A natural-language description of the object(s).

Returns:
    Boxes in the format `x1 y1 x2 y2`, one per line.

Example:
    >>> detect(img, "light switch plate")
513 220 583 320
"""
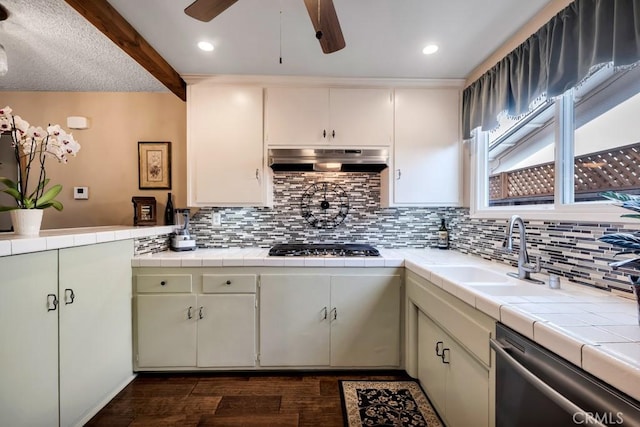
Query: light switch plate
74 186 89 200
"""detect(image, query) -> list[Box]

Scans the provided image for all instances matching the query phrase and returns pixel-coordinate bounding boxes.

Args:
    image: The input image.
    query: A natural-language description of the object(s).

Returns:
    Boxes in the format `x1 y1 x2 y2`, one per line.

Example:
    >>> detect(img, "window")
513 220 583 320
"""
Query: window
572 65 640 203
473 64 640 220
487 100 556 206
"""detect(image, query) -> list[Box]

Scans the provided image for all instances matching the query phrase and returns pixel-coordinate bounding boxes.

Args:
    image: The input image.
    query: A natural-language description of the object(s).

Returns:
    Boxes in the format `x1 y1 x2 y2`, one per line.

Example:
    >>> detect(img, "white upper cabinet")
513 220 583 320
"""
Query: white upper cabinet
384 87 462 206
264 87 393 147
187 84 267 207
264 87 329 145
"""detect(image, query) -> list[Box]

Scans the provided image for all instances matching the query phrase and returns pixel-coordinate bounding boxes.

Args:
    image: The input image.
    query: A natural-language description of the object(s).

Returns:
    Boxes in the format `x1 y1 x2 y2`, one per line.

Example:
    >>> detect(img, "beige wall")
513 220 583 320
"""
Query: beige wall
0 92 186 229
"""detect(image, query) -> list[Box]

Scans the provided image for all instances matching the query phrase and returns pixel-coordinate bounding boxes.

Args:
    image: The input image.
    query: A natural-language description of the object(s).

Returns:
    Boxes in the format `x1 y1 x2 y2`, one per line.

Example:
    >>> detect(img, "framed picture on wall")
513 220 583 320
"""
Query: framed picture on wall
138 141 171 189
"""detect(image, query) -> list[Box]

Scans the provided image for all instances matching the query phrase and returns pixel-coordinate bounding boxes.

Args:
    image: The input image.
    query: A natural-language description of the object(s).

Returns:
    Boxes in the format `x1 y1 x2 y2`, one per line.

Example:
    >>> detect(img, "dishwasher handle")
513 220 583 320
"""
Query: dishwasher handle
490 338 607 427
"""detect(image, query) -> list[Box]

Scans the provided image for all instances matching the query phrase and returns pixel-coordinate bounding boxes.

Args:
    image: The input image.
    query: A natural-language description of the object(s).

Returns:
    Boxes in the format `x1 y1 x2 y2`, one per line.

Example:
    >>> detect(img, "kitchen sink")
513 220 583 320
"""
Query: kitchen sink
429 265 510 284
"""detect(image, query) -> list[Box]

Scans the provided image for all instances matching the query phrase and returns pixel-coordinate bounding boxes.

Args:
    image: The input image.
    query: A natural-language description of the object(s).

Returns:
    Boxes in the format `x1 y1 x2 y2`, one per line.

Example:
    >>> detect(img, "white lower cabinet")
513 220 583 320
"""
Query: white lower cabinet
0 240 134 427
134 270 257 370
134 267 401 370
260 272 401 367
59 241 134 427
0 251 59 427
407 270 495 427
259 274 332 366
137 294 198 367
197 294 256 367
418 311 489 427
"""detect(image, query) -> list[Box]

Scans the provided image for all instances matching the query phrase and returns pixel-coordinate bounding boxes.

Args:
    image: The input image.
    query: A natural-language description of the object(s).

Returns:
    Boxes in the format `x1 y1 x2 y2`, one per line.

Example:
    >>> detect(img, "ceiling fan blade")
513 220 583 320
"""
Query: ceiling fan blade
184 0 238 22
303 0 346 54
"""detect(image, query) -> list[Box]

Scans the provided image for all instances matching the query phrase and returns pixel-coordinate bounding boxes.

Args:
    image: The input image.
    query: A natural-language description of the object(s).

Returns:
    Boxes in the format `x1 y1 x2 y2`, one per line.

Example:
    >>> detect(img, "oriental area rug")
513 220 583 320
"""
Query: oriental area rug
340 380 443 427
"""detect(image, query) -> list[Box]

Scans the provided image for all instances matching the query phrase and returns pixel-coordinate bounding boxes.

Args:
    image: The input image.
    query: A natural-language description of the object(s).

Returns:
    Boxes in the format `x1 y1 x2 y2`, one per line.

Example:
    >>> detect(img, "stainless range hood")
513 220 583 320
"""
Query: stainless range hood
268 148 389 172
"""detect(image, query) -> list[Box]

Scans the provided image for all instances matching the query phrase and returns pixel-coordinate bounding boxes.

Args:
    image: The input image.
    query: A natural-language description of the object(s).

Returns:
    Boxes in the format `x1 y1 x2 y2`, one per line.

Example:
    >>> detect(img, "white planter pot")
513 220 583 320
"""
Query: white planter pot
10 209 44 236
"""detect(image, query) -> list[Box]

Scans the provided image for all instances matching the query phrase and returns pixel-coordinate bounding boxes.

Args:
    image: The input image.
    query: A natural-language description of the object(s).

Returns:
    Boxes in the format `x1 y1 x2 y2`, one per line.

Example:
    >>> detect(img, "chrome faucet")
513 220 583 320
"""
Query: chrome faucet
503 215 544 284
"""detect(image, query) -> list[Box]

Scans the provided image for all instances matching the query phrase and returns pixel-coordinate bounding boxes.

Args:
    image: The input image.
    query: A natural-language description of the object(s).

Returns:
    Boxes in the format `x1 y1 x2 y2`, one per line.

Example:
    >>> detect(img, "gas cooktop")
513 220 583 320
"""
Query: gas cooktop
268 243 380 257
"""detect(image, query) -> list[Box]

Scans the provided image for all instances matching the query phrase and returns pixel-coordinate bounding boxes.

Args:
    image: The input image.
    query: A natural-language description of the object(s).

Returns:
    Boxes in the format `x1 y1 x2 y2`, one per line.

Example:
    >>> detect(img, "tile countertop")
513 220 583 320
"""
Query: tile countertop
134 247 640 402
0 225 174 256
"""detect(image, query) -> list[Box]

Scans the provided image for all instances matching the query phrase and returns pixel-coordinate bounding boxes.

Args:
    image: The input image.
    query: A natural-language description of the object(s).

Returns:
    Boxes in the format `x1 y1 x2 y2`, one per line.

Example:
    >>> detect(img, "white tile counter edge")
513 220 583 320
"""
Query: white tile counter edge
132 247 640 401
131 247 406 268
0 225 173 256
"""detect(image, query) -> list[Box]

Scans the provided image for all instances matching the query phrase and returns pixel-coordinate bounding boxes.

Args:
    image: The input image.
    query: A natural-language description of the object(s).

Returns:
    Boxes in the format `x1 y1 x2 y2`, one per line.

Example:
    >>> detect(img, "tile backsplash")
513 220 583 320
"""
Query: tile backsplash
186 171 636 294
190 172 463 248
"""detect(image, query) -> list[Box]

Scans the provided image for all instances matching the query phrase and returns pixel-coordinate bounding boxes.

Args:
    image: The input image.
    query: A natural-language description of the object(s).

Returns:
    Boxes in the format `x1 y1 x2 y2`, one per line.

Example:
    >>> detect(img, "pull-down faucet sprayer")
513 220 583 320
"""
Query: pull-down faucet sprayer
503 215 544 284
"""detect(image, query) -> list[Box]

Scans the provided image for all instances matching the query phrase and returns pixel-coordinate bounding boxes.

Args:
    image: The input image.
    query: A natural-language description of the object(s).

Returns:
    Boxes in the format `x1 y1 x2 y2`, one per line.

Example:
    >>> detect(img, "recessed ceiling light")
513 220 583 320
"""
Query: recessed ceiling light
422 44 439 55
198 41 214 52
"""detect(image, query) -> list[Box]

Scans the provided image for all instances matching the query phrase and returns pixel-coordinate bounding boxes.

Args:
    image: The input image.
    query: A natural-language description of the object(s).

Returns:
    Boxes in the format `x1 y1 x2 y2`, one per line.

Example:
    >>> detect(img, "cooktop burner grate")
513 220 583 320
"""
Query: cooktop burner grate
268 243 380 257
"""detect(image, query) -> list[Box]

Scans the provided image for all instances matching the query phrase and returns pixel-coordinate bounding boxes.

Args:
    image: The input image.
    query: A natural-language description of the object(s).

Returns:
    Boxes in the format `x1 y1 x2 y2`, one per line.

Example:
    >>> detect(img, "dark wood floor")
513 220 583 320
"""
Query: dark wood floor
87 371 411 427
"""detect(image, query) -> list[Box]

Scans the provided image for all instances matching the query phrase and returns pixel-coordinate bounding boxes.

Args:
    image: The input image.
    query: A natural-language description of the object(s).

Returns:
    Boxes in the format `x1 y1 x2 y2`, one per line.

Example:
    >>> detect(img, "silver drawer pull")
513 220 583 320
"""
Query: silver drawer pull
199 306 204 319
435 341 443 356
47 294 58 312
64 288 75 305
187 306 193 319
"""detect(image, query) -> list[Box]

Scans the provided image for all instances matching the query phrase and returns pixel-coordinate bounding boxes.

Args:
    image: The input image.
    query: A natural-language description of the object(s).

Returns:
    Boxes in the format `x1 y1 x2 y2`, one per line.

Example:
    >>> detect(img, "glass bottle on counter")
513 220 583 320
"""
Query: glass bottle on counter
164 192 174 225
437 218 449 249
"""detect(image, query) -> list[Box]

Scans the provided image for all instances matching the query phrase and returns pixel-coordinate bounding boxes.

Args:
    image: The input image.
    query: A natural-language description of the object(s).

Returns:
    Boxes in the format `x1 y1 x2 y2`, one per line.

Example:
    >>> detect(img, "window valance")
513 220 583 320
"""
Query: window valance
462 0 640 140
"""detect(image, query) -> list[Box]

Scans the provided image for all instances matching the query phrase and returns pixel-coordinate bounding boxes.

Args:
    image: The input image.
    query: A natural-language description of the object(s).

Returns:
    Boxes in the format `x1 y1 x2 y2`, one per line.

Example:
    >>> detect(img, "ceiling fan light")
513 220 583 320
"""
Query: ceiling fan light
0 44 7 76
197 41 214 52
422 44 439 55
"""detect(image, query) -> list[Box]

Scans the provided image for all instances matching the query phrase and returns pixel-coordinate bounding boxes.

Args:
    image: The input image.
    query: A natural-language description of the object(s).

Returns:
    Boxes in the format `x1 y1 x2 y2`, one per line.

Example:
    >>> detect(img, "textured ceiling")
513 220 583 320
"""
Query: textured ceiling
0 0 166 92
0 0 553 93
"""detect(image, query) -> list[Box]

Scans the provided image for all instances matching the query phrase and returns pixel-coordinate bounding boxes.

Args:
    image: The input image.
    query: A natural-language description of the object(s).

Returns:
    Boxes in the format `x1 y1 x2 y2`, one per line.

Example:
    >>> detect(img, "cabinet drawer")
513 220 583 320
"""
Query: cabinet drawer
202 274 257 293
136 274 192 293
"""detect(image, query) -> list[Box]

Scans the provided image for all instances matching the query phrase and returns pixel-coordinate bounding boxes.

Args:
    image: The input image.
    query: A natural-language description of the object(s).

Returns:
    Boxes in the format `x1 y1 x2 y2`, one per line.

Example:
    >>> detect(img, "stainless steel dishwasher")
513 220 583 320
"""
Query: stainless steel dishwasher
492 323 640 427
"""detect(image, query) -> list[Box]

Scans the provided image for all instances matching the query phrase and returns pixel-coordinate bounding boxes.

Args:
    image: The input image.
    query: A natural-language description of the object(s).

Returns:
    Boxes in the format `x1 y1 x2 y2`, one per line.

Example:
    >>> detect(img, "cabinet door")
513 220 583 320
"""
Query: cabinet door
59 240 133 427
188 84 265 206
264 87 330 145
197 294 256 367
445 338 489 427
136 294 197 367
393 88 461 205
259 274 331 366
0 251 59 427
330 274 400 366
329 88 393 146
417 311 447 418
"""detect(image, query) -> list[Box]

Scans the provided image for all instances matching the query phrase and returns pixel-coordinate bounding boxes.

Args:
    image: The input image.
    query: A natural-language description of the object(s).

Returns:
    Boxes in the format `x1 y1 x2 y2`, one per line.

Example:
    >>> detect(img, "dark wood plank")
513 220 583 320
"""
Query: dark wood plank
192 379 320 397
63 0 187 101
87 371 409 426
214 396 281 415
198 413 300 427
279 395 344 427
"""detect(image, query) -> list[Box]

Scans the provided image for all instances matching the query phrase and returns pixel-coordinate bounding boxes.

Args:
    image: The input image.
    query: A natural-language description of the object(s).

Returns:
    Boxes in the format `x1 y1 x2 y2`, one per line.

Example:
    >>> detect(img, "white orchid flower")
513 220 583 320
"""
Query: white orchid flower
0 117 11 133
47 124 62 136
13 115 30 135
0 106 81 212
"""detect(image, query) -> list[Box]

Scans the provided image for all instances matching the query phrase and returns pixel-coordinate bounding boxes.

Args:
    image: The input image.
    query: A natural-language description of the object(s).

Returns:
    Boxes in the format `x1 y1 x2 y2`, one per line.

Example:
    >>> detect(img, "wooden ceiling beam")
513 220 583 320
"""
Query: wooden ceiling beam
63 0 186 101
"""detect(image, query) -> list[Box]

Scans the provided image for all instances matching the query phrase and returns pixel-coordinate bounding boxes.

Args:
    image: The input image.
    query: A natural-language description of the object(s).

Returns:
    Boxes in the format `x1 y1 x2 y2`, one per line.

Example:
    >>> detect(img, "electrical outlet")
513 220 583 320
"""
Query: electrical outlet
212 212 221 226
